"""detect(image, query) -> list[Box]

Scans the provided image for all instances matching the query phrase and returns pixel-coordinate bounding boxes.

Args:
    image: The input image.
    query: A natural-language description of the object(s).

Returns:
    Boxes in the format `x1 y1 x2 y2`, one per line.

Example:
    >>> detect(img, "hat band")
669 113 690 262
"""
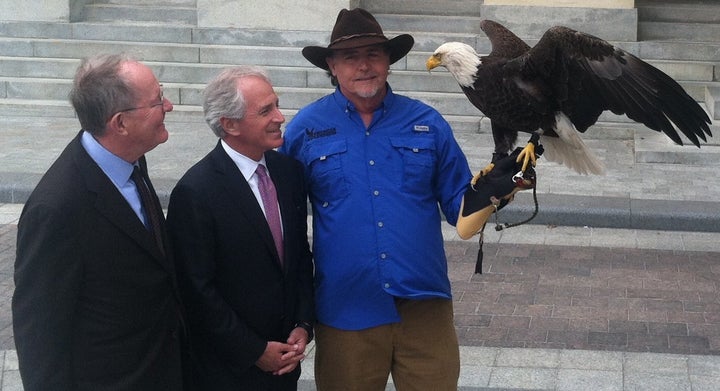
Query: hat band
328 33 388 48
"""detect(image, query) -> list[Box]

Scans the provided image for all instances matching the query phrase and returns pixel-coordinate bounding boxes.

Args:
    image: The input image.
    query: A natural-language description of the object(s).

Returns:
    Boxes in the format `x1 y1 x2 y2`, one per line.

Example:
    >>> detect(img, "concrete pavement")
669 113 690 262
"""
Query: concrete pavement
1 203 720 390
0 111 719 389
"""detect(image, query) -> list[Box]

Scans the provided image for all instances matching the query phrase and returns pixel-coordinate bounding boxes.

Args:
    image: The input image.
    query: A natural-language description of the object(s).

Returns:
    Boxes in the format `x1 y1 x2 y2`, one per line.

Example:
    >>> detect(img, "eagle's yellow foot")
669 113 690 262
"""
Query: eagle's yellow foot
470 163 495 188
516 142 537 172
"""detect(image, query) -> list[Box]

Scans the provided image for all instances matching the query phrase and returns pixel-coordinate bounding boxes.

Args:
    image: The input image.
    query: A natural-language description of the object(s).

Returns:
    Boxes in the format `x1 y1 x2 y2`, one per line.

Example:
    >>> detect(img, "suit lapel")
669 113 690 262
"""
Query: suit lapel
72 136 170 269
210 143 283 270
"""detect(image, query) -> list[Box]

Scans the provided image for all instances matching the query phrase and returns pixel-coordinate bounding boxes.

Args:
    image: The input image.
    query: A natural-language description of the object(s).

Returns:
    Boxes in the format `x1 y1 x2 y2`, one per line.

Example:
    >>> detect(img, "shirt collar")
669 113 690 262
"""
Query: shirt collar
220 139 267 181
80 130 135 186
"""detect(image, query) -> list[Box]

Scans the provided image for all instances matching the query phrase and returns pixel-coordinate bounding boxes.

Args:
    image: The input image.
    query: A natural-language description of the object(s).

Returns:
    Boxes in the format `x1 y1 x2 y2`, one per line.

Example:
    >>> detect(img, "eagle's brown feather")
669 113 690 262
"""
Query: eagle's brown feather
427 20 712 174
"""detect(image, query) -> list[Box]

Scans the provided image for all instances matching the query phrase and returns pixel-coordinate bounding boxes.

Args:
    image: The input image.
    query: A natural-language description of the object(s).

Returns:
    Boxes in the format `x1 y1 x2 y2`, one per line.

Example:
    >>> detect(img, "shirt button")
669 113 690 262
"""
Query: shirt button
369 160 375 166
373 190 379 196
380 253 387 259
384 283 390 289
366 131 370 136
378 221 384 228
322 201 329 208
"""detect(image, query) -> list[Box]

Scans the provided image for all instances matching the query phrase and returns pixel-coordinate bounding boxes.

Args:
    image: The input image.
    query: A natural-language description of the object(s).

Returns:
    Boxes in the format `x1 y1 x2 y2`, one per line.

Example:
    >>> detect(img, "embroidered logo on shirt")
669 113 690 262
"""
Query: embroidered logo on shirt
306 128 337 139
413 125 430 132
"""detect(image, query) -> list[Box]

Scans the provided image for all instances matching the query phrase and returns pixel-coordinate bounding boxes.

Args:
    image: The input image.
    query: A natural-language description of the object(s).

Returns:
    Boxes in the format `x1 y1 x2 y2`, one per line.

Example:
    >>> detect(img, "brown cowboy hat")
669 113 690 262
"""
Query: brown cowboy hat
302 8 414 70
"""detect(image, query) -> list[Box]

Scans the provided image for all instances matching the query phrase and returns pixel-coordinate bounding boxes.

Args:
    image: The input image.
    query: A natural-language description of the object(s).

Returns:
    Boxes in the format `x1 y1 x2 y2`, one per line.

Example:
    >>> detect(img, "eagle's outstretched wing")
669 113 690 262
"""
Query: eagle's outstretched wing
427 21 713 175
515 22 712 146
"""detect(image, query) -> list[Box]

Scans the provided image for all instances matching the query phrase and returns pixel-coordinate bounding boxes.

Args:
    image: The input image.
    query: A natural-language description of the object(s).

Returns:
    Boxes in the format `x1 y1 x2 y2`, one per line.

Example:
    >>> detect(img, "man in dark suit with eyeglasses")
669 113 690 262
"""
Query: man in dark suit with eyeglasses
12 53 186 391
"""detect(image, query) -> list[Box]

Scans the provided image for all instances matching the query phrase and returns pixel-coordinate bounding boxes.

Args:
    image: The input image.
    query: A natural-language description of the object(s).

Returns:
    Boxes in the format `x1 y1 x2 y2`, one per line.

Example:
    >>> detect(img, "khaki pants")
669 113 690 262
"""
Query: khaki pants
314 298 460 391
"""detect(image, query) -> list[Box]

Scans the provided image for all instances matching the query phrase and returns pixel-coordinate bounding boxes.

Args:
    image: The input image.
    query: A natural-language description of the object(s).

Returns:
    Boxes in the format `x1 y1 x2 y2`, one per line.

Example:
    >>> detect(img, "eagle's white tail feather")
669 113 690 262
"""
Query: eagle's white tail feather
540 113 606 175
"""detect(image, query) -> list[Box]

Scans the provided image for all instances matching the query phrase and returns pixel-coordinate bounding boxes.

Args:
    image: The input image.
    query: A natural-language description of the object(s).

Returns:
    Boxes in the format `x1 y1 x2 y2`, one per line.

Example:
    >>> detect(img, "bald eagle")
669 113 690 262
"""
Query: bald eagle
426 20 713 176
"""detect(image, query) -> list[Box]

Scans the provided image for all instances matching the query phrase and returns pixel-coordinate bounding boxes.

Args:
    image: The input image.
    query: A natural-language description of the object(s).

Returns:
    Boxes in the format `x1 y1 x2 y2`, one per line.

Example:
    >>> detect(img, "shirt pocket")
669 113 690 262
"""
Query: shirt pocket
390 137 437 194
304 139 350 204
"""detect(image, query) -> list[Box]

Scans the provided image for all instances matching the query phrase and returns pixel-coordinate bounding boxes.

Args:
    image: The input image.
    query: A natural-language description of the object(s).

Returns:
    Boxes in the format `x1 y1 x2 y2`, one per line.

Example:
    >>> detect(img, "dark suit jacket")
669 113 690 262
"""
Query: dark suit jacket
167 141 314 391
12 131 186 391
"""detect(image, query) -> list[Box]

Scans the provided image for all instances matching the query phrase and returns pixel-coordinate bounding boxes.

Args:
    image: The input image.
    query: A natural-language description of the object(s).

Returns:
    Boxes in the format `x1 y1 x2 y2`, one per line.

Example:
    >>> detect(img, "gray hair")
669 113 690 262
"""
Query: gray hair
203 66 271 138
69 53 138 136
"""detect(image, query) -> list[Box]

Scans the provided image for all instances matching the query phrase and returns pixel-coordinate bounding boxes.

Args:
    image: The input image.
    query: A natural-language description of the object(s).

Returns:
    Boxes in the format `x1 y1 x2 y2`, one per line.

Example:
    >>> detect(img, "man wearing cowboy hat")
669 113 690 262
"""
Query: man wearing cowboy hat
280 8 472 391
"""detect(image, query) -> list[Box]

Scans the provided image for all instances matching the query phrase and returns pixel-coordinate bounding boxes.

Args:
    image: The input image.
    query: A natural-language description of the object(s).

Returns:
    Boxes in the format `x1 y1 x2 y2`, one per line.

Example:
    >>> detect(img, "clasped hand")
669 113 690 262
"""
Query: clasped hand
256 327 310 375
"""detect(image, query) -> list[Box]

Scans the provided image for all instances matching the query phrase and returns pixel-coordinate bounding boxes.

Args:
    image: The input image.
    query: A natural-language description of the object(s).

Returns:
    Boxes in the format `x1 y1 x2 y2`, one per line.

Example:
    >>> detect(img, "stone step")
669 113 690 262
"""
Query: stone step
0 98 77 118
636 40 720 62
378 13 642 44
634 124 720 165
62 21 196 44
3 19 720 63
1 96 716 147
2 57 716 109
638 22 720 43
0 76 330 109
366 1 638 41
3 24 719 72
636 0 720 24
0 20 333 46
0 98 485 133
2 51 715 93
0 20 218 44
3 33 720 68
707 87 720 120
0 19 473 49
1 5 718 128
83 3 198 26
375 14 484 34
356 0 484 17
94 0 197 6
0 37 202 63
478 5 638 42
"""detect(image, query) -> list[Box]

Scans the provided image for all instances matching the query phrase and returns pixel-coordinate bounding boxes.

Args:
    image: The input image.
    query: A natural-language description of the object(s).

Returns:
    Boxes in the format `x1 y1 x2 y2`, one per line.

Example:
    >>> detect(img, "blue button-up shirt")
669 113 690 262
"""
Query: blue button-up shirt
280 86 472 330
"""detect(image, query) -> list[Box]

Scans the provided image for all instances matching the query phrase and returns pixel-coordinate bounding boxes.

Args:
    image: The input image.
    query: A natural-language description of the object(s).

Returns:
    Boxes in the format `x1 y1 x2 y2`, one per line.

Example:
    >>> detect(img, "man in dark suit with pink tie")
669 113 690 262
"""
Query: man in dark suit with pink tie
167 66 315 391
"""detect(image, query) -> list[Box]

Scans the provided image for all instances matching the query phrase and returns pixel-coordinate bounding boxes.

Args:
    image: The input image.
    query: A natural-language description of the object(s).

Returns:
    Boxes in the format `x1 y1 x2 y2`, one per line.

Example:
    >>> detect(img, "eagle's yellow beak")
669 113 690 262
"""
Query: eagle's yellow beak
426 54 441 71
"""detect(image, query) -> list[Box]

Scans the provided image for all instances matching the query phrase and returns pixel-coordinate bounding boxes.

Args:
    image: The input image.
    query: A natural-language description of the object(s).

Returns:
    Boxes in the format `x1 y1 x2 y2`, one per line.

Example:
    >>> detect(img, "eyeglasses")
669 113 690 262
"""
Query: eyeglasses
117 85 165 113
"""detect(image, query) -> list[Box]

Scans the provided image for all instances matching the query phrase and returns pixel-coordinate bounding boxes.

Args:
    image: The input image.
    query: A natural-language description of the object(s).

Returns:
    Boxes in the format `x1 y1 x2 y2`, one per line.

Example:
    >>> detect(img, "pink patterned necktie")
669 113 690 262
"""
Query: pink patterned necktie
256 164 284 265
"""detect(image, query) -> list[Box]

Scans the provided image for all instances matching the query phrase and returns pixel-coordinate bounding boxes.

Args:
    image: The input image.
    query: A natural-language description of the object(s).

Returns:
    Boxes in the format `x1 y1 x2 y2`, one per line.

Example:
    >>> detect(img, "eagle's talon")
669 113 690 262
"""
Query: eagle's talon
516 143 537 172
470 163 495 189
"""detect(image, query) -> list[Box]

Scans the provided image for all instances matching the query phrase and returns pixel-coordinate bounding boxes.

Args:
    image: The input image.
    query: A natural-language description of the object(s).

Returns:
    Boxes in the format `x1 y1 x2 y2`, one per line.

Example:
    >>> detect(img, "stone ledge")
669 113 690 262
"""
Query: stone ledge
500 193 720 233
486 0 634 8
481 5 638 41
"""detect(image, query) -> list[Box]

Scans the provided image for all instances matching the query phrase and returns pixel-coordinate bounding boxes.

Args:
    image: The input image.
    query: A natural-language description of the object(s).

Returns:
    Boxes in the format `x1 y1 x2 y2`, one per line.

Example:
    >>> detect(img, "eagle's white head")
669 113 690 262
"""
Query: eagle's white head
426 42 481 88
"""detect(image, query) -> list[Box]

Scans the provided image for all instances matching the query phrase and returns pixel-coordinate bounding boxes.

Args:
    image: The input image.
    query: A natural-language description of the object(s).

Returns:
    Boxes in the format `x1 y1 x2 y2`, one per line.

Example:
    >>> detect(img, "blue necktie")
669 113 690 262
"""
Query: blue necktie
131 166 165 255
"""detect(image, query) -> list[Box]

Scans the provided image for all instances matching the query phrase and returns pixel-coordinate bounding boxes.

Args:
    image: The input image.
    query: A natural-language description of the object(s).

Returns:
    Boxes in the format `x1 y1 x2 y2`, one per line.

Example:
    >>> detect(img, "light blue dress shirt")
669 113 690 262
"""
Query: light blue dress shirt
80 131 147 227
